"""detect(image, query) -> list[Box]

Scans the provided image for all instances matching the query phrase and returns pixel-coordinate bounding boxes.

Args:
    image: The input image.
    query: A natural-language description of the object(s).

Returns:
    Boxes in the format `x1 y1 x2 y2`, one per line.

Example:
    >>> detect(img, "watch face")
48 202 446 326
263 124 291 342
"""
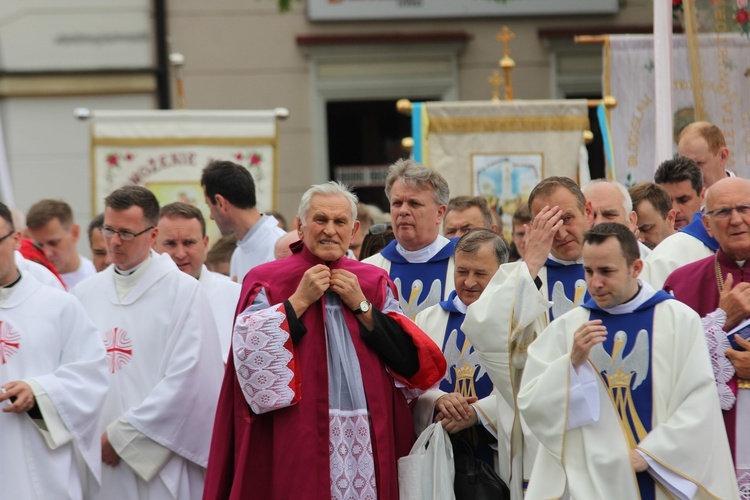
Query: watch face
360 300 371 313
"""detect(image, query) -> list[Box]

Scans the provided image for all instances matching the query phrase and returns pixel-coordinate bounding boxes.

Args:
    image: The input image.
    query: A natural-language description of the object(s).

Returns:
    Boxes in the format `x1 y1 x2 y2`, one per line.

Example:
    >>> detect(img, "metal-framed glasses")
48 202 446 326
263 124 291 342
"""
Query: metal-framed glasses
0 231 14 244
705 204 750 220
100 226 154 241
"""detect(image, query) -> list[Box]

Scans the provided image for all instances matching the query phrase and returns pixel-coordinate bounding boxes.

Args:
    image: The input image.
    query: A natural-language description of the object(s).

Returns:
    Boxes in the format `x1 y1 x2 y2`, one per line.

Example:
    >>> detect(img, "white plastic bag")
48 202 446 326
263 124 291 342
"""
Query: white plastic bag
397 422 456 500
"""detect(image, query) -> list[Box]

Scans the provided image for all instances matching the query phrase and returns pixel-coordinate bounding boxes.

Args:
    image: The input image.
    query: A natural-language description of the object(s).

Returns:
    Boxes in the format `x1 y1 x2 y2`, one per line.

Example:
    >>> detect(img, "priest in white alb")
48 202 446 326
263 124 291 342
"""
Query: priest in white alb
73 186 224 500
517 223 738 499
0 202 109 499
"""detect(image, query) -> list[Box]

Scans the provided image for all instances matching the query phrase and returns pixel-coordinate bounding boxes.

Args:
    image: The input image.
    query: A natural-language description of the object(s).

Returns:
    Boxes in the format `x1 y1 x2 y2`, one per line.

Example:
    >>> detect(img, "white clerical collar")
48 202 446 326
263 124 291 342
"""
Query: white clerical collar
547 253 583 265
396 235 450 263
113 254 153 301
600 279 656 315
452 294 468 314
738 260 747 267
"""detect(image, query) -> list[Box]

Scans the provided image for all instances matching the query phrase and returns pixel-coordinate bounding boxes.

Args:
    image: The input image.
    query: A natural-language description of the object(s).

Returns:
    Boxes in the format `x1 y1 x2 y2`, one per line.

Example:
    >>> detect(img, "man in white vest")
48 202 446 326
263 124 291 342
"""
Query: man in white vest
201 160 285 283
0 201 109 499
154 201 241 360
74 186 223 500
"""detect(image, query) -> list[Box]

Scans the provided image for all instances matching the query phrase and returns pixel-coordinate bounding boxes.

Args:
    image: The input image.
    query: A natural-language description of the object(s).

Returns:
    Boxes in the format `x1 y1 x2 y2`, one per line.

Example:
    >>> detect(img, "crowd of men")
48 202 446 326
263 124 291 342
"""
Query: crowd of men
1 120 748 499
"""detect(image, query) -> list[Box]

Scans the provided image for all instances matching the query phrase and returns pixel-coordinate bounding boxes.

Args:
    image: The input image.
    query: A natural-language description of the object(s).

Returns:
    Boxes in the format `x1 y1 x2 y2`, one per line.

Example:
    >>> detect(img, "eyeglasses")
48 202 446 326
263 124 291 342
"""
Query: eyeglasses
705 204 750 219
369 223 392 235
0 231 14 244
100 226 154 241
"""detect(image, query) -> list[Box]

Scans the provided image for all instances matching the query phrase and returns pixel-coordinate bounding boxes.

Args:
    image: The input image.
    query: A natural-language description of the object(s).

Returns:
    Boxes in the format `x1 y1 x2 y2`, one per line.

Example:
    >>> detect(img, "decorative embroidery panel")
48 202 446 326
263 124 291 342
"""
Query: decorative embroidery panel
0 320 20 364
233 306 296 414
329 410 377 500
103 327 132 373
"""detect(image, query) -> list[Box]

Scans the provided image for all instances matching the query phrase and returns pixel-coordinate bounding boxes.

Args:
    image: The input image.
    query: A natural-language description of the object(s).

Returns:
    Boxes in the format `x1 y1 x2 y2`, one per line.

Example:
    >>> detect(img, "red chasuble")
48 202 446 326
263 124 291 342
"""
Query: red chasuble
664 249 750 458
203 243 445 500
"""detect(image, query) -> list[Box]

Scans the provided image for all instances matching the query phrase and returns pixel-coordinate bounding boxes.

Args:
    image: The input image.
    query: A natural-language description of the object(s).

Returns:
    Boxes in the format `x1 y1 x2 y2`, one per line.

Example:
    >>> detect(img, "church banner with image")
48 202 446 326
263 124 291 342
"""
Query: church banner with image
413 100 589 239
90 110 278 244
605 34 750 187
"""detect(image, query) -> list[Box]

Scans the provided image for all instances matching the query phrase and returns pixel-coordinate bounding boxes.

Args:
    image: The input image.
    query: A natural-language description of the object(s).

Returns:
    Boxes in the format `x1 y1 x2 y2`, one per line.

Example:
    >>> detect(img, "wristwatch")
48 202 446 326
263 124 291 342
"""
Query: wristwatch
353 300 371 315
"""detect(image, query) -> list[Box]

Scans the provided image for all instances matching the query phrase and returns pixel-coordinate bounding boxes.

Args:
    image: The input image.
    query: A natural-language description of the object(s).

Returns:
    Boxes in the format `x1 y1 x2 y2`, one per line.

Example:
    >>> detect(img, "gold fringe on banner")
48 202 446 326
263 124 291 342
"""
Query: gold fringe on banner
428 115 590 134
91 137 276 147
683 0 707 122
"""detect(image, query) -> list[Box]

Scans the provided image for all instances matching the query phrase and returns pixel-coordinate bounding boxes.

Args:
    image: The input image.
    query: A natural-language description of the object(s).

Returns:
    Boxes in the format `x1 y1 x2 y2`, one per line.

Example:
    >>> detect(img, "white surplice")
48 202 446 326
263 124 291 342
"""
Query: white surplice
517 293 739 500
0 273 109 499
14 250 65 291
640 231 714 288
229 214 286 283
73 252 224 500
197 265 241 361
461 260 552 499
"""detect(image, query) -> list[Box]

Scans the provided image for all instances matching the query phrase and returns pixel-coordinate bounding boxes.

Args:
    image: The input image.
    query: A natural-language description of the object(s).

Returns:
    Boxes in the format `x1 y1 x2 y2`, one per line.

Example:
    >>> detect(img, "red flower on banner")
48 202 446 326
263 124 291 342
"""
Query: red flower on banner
250 153 262 166
125 153 133 161
107 154 119 166
236 153 243 161
673 0 682 7
737 8 749 24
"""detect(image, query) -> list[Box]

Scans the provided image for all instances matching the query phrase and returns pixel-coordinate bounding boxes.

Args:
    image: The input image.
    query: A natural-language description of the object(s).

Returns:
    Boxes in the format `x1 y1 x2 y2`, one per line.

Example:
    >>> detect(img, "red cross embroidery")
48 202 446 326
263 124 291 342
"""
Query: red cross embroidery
104 327 133 373
0 320 20 364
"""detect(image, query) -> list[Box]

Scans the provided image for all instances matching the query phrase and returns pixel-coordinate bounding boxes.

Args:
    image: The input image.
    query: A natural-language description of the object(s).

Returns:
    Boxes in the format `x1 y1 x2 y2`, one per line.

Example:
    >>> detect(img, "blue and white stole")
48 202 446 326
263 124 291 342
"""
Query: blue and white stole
545 258 588 321
437 291 493 401
583 289 673 500
438 290 494 464
680 212 719 251
381 238 456 320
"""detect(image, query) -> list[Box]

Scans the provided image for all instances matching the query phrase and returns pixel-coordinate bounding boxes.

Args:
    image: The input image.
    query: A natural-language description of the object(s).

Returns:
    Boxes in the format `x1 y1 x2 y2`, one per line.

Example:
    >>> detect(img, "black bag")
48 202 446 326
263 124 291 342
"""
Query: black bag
451 433 510 500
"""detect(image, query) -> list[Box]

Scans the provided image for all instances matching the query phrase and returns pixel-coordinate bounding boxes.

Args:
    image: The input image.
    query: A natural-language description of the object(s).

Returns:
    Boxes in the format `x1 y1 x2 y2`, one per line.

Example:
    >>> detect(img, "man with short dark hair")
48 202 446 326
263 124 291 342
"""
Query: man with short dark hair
642 156 717 288
462 176 595 498
26 199 96 288
88 213 111 272
73 186 223 500
442 196 498 239
201 160 285 282
154 202 241 359
518 222 738 499
363 159 455 319
0 201 109 499
203 181 445 499
628 182 676 250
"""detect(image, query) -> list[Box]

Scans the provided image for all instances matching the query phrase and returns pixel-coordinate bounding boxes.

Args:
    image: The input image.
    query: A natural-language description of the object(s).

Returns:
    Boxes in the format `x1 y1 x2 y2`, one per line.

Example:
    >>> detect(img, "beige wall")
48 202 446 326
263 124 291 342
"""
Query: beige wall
170 0 653 223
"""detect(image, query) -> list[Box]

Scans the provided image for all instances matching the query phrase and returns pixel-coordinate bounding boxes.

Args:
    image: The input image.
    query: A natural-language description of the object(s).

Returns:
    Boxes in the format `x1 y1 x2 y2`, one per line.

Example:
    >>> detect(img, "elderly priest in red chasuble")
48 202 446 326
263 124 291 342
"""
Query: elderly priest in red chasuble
664 177 750 492
203 181 446 500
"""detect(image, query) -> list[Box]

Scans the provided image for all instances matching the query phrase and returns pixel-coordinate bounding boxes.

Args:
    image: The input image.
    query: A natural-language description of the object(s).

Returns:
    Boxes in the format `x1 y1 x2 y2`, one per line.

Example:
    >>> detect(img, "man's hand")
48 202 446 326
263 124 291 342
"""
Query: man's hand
1 381 35 414
434 393 479 434
630 449 648 472
726 335 750 379
571 320 607 371
523 205 564 279
289 264 331 317
330 269 365 311
719 274 750 331
101 432 121 467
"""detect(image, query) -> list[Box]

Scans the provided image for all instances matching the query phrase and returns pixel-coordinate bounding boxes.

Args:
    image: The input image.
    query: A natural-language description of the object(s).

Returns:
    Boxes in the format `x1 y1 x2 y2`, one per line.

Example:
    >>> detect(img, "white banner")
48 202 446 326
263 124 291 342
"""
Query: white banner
421 99 589 239
90 110 279 243
606 34 750 187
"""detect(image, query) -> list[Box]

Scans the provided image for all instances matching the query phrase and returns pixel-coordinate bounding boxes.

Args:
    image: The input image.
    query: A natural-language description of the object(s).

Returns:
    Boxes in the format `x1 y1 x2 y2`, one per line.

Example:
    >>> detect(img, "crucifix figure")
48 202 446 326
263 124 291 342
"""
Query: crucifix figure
496 26 516 100
488 70 504 102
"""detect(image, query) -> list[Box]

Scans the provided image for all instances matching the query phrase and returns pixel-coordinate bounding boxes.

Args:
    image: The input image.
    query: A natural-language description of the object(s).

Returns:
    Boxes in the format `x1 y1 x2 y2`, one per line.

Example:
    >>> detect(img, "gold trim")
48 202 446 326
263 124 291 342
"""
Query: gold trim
0 73 155 97
429 116 590 134
604 35 611 98
637 447 721 500
683 0 707 121
92 137 276 147
473 404 497 433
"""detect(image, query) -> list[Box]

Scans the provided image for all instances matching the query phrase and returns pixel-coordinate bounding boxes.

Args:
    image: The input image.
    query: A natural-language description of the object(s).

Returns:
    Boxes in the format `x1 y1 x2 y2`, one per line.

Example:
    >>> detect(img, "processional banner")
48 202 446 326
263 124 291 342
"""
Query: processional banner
411 100 589 239
606 33 750 187
89 110 279 242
